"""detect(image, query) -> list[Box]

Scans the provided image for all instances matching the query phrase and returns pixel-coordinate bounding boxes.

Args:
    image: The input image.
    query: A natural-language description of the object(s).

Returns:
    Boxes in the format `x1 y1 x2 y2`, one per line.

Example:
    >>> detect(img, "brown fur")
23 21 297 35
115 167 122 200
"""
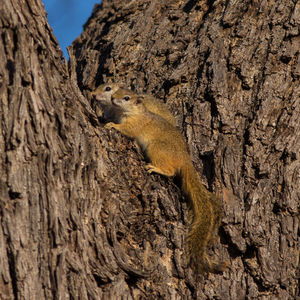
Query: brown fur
91 83 176 126
106 90 227 273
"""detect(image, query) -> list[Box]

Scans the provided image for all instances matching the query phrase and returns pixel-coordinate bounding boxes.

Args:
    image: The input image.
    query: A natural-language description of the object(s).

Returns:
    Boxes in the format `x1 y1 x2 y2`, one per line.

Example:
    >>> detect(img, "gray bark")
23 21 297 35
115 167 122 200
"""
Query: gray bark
0 0 299 299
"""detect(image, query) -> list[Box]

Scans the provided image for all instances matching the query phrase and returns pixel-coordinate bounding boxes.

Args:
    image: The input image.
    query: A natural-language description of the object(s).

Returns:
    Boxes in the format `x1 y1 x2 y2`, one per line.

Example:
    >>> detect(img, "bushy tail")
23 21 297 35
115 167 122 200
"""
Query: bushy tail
181 162 225 273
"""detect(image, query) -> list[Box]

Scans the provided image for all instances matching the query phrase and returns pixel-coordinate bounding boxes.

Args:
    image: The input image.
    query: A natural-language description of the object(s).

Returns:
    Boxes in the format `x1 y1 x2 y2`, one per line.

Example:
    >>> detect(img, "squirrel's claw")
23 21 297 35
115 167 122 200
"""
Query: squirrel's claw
104 122 116 130
145 164 155 173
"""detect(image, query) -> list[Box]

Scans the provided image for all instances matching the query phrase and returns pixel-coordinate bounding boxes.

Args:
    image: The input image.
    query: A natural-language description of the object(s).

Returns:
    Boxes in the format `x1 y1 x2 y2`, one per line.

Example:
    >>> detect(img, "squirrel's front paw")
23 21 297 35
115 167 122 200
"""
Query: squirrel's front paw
104 122 116 130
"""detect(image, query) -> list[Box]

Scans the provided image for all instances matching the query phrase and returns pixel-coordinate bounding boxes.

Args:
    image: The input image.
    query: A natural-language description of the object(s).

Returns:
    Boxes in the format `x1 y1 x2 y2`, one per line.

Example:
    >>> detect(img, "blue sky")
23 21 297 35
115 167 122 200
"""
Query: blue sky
42 0 99 58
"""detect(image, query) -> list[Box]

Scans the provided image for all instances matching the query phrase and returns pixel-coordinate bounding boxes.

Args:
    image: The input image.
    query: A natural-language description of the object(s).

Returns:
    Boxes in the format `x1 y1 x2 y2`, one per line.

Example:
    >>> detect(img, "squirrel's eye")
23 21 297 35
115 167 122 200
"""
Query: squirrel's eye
124 96 130 101
105 86 112 92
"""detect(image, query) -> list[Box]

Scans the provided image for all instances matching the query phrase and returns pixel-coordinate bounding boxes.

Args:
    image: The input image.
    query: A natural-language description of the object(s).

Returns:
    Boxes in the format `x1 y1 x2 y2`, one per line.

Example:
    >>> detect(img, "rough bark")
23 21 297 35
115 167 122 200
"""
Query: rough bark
0 0 299 299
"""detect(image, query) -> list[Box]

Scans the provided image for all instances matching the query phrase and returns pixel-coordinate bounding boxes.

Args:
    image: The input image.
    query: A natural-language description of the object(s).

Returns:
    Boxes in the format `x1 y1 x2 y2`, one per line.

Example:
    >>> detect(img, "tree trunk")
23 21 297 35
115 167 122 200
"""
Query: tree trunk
1 0 299 299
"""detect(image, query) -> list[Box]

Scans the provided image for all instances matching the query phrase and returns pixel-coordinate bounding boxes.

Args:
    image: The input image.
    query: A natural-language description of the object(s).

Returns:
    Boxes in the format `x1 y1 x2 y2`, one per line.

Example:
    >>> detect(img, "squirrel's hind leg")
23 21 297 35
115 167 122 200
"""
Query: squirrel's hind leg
145 145 177 177
145 164 175 177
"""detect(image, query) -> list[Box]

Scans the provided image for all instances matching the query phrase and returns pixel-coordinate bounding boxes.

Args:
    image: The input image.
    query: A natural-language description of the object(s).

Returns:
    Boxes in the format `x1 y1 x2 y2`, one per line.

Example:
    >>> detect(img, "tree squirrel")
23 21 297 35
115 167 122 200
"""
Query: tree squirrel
105 89 226 273
90 84 176 126
90 83 125 123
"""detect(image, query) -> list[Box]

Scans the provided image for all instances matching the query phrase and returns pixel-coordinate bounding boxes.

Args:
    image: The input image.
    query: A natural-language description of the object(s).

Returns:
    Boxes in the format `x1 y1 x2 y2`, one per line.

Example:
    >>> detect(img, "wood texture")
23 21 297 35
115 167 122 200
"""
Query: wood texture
0 0 299 299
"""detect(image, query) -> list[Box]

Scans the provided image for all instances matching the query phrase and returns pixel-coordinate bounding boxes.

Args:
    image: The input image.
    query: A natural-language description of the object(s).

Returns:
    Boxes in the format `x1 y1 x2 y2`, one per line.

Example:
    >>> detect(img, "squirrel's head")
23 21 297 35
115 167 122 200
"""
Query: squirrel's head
111 91 146 114
90 83 125 101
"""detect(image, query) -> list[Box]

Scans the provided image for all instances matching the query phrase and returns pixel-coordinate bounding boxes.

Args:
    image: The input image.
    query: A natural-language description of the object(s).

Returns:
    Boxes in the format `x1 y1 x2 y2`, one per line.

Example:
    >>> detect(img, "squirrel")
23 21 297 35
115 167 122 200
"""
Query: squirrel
90 84 176 126
105 89 226 273
90 83 125 123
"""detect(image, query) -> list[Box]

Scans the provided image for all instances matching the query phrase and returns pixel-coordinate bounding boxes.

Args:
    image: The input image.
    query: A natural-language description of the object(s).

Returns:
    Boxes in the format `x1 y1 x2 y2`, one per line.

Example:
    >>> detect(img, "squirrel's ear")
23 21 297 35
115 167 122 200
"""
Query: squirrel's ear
136 96 144 104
